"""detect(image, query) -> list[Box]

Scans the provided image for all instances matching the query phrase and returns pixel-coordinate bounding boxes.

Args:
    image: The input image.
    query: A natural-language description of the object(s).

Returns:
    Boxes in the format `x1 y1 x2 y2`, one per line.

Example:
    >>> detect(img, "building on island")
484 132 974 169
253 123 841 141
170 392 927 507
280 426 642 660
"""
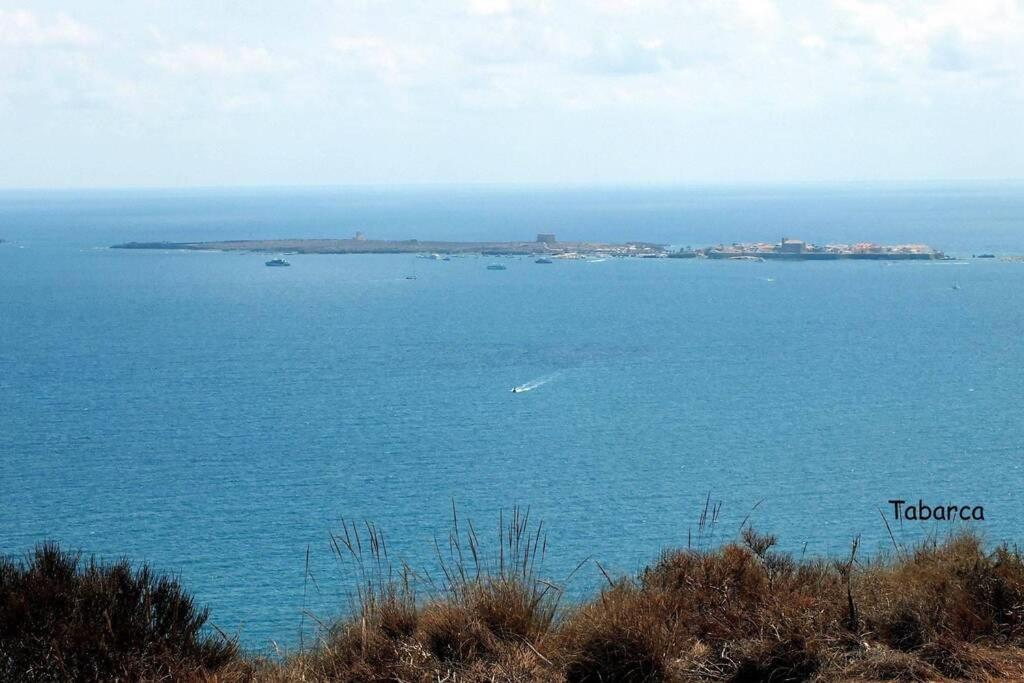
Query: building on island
699 236 946 260
780 238 806 254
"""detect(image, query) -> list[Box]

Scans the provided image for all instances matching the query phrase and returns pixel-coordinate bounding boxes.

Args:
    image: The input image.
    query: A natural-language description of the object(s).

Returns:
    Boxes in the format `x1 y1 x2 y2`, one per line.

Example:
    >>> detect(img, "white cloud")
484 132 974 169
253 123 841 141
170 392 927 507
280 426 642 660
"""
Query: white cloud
832 0 1024 69
735 0 782 34
464 0 548 17
331 35 431 82
0 9 98 48
151 44 290 77
575 36 705 75
4 0 1024 185
800 34 827 50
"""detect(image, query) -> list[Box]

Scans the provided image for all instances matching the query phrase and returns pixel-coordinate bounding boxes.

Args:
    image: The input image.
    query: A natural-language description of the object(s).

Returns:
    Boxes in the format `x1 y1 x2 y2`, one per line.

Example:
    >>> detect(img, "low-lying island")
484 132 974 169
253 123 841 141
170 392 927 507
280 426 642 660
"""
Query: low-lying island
111 234 666 258
112 235 954 261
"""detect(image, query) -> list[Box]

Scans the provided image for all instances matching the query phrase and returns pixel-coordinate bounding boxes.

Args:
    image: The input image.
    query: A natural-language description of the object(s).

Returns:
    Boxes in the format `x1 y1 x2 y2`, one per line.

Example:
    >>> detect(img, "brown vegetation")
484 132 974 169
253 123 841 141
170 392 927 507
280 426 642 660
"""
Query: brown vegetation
0 543 237 681
6 511 1024 681
238 511 1024 682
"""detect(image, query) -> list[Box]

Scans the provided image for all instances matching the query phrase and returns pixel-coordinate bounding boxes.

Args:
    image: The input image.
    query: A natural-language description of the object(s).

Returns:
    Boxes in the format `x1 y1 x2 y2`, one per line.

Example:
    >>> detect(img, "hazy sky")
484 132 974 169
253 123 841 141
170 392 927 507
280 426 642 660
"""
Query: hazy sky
2 0 1024 188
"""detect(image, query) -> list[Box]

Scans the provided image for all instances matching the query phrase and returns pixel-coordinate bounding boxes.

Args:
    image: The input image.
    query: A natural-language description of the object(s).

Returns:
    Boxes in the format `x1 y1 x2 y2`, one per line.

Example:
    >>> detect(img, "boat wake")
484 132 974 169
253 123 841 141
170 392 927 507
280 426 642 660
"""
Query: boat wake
511 372 560 393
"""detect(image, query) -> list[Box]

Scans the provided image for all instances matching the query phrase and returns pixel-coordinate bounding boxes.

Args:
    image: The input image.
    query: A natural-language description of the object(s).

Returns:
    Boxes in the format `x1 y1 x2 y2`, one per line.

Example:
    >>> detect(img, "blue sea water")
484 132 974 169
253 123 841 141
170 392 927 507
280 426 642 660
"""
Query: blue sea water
2 183 1024 650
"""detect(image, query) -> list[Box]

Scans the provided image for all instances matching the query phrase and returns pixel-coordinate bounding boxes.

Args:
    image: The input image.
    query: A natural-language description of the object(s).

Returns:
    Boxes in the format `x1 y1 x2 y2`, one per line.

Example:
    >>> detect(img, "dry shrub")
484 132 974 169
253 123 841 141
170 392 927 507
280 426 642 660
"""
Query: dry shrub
628 532 841 681
916 638 1002 680
557 582 677 682
416 602 496 663
469 577 555 642
0 542 237 681
240 525 1024 681
642 544 770 642
265 618 437 683
840 645 943 681
857 532 1024 656
730 636 822 682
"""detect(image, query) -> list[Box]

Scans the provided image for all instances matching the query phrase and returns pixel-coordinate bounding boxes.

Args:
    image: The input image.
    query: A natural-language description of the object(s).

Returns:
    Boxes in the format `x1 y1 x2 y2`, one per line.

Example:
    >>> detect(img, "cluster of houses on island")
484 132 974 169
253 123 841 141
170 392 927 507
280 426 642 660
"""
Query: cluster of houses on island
687 237 947 261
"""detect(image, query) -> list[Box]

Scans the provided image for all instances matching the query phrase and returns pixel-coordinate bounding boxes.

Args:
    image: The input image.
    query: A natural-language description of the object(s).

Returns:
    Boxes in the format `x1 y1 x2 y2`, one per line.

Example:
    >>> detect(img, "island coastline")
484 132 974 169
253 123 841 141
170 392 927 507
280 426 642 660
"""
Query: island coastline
111 234 953 260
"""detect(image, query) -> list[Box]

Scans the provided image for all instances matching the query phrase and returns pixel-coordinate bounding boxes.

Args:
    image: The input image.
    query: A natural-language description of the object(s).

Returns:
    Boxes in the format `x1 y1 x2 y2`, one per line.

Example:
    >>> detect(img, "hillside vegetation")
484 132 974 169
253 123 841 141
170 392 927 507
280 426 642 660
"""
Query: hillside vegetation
5 510 1024 681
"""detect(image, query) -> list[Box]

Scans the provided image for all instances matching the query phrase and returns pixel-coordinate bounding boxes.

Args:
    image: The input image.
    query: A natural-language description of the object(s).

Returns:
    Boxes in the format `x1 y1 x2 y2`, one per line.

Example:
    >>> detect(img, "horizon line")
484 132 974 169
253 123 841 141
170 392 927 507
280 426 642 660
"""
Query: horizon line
3 178 1024 194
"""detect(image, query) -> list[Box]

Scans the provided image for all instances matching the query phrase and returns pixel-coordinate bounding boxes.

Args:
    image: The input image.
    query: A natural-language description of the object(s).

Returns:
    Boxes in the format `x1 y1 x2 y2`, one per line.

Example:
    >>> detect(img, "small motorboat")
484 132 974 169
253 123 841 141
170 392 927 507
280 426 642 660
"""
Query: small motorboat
265 258 290 267
535 258 553 264
487 264 507 270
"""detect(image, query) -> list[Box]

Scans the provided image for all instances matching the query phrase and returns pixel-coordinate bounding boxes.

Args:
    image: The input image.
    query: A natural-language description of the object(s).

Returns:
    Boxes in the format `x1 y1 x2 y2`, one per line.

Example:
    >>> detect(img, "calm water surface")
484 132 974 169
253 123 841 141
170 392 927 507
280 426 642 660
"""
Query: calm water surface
2 185 1024 649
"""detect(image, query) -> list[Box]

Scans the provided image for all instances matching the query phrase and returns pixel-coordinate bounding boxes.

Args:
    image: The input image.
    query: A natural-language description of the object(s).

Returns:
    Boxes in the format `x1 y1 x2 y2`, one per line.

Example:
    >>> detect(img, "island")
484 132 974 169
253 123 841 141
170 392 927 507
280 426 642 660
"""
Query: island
112 234 953 261
111 232 666 258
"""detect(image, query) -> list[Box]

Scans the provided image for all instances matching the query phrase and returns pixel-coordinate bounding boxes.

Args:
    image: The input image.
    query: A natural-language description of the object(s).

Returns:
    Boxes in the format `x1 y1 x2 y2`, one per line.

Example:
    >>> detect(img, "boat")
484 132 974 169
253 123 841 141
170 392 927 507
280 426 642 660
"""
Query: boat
952 282 960 290
974 254 996 259
535 258 553 264
405 275 417 280
265 258 290 267
728 255 764 262
487 264 507 270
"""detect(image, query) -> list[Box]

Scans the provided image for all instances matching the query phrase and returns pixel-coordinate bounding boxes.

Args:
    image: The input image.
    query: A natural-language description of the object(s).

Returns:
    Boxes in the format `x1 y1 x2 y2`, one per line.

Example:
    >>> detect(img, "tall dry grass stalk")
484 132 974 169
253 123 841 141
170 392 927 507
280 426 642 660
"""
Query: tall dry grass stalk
266 504 581 681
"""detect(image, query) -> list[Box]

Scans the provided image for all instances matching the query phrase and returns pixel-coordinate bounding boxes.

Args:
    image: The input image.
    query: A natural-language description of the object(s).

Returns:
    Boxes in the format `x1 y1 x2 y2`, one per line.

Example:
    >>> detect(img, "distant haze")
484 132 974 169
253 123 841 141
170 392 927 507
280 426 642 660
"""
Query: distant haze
2 1 1024 188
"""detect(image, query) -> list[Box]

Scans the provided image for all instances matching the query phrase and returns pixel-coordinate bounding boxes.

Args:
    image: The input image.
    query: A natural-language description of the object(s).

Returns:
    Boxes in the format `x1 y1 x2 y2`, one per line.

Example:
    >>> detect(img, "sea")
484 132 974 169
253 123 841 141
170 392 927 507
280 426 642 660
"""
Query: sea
2 183 1024 650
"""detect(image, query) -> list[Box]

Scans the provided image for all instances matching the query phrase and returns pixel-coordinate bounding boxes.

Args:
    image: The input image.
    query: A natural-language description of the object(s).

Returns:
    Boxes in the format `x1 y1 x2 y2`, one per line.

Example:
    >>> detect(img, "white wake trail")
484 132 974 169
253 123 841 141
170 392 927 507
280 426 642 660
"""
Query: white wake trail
511 372 561 393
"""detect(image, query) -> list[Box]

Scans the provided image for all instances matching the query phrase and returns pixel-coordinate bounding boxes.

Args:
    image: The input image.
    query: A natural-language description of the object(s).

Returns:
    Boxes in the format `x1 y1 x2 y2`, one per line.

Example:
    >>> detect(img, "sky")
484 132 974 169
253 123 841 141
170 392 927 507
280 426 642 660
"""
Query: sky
2 0 1024 188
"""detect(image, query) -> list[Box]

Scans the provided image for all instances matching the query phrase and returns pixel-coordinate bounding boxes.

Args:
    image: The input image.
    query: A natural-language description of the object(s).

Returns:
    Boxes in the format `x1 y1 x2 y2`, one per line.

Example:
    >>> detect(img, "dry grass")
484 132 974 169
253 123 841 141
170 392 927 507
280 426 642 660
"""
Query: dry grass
8 513 1024 682
255 516 1024 682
